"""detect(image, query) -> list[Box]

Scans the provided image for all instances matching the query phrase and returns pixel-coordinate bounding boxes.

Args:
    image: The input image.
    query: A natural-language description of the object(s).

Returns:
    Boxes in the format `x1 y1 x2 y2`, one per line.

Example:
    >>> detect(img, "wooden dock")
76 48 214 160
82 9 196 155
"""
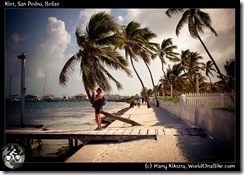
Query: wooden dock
5 127 205 151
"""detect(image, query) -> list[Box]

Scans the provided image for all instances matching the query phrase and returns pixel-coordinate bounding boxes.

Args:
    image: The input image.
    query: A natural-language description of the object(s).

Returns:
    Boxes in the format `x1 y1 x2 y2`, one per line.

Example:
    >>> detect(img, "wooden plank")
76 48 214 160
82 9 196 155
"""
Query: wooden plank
139 129 148 135
104 129 118 135
121 129 132 135
163 128 182 136
157 128 165 135
113 129 126 135
147 129 156 135
130 129 140 135
164 128 181 135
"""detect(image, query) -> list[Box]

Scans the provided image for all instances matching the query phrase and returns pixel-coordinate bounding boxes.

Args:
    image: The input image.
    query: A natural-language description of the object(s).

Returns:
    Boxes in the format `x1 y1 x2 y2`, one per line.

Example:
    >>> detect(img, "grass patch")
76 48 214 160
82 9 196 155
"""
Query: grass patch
214 106 235 113
158 97 179 103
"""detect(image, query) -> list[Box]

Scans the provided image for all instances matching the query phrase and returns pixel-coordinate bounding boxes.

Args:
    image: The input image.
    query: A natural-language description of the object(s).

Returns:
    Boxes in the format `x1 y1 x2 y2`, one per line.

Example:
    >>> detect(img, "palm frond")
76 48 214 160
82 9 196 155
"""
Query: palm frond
165 9 184 18
59 54 80 86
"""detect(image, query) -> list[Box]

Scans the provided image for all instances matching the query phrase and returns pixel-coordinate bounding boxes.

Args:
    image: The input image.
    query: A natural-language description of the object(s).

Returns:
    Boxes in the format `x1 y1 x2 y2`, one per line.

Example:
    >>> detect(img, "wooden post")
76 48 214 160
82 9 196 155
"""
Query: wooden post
181 94 186 104
69 139 73 151
18 53 26 127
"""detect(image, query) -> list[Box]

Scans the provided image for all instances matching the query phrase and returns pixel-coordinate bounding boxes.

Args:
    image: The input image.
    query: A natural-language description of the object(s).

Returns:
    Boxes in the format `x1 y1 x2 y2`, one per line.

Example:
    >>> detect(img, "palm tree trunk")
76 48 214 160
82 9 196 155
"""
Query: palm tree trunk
130 57 151 108
197 35 234 102
144 60 159 107
101 111 141 126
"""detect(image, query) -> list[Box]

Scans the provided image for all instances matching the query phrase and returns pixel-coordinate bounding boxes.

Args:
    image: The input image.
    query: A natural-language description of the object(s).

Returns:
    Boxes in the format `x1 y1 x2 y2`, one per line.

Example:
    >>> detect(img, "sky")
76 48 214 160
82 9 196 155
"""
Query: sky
4 8 236 98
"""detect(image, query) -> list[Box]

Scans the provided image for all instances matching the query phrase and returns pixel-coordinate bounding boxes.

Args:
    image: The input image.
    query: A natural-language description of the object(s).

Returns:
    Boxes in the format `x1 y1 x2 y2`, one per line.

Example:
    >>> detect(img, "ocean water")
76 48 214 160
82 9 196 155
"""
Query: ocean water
5 101 129 160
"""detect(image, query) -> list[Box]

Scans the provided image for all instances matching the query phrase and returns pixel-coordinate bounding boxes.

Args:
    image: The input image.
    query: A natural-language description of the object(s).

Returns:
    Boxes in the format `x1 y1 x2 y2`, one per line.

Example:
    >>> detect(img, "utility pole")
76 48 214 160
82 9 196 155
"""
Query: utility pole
9 74 12 98
18 53 26 128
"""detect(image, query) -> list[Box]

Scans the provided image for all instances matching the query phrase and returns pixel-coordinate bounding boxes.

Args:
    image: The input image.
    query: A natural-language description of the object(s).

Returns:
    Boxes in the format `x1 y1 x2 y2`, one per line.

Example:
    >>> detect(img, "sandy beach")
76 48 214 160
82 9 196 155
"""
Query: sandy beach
67 103 233 163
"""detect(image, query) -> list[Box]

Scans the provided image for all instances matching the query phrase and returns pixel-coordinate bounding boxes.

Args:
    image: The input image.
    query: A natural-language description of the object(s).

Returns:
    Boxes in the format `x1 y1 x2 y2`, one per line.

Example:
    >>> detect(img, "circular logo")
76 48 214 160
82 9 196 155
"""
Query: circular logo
2 143 25 169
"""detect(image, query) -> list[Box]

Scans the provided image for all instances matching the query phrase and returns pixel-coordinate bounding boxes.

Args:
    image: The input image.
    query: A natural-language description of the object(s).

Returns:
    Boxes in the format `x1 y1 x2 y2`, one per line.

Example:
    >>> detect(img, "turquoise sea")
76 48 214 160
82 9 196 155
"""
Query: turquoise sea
5 101 129 160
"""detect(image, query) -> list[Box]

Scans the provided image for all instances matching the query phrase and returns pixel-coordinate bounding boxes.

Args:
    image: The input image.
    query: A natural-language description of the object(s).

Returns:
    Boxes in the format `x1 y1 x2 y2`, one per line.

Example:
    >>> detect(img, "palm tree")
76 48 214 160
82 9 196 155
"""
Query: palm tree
120 21 155 108
217 59 235 91
59 12 140 126
165 9 233 99
138 27 160 107
166 64 185 96
184 51 205 92
152 38 180 98
204 60 216 90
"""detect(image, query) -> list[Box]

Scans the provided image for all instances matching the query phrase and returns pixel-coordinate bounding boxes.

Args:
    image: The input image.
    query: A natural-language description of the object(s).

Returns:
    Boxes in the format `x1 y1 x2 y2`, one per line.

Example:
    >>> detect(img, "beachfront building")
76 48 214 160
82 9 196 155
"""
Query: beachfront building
42 93 56 101
25 94 40 102
73 93 88 101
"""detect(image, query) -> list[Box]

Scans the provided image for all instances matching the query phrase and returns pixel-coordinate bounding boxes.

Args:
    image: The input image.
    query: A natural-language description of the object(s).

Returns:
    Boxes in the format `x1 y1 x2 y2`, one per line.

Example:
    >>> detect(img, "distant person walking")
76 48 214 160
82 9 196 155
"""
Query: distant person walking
137 98 141 108
91 87 103 130
130 96 135 108
141 97 144 105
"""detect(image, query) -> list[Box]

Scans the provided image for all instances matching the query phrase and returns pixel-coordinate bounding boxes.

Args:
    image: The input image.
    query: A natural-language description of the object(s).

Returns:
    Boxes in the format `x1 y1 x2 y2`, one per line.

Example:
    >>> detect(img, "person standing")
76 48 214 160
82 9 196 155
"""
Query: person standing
92 87 103 130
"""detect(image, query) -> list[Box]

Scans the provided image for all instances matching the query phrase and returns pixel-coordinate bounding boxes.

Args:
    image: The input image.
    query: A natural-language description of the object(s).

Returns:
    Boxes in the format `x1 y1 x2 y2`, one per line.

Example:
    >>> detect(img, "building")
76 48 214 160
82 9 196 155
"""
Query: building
73 93 88 101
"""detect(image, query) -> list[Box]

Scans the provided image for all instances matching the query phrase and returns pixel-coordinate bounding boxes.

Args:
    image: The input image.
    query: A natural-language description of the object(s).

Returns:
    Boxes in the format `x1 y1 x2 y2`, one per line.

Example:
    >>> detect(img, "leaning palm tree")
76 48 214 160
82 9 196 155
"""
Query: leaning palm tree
138 27 160 107
119 21 154 108
204 60 216 90
152 38 180 98
165 9 233 101
59 12 140 126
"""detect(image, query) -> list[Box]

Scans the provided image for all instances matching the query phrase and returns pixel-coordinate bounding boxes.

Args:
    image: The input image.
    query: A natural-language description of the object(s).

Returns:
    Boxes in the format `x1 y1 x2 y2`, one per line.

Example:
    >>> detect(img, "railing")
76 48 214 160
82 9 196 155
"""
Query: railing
181 92 235 108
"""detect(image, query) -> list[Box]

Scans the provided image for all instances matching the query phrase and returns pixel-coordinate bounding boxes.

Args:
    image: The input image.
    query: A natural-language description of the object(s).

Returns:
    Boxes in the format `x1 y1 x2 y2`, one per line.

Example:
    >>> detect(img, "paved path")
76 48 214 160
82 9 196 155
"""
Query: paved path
65 103 234 163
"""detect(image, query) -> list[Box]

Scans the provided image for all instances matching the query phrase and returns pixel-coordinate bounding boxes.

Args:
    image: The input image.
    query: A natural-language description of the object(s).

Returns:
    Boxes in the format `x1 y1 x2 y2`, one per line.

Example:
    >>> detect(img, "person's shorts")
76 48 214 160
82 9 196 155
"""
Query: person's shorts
95 107 102 114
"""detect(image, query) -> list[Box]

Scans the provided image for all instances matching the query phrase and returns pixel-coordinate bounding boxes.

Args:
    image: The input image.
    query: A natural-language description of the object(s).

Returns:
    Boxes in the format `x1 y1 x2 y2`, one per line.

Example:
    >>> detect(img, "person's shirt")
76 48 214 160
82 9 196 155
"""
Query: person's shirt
94 94 103 108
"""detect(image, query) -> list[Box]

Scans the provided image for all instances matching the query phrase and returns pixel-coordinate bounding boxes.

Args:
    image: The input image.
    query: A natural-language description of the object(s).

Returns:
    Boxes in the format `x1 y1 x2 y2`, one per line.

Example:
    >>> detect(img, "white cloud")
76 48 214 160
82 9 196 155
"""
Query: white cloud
204 9 235 34
40 17 71 59
79 9 111 29
26 17 71 83
10 33 28 49
36 69 46 78
117 15 124 23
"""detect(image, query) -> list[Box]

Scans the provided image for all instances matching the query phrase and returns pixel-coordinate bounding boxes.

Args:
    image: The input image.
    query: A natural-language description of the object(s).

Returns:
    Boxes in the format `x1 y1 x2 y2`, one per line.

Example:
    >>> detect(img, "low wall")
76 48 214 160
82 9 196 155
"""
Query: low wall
152 98 235 149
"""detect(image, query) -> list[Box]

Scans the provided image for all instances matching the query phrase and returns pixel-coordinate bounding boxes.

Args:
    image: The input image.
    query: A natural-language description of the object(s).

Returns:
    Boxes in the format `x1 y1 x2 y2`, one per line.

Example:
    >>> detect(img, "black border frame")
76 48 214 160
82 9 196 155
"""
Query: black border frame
1 0 241 172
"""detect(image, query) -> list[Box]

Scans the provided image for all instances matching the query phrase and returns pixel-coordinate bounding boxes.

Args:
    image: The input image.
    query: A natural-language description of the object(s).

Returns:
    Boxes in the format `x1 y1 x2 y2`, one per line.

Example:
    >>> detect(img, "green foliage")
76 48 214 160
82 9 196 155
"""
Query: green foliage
158 97 179 103
214 105 235 113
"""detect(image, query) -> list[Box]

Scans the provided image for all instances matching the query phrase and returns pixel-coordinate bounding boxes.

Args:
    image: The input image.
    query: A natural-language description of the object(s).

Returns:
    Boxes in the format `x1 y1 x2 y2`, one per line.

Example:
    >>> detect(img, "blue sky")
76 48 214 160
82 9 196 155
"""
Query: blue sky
4 8 236 98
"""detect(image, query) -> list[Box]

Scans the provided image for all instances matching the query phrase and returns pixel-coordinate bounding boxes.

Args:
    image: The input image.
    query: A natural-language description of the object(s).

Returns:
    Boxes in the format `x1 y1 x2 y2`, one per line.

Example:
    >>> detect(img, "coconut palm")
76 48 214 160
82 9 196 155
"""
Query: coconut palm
165 9 233 97
217 59 235 91
152 38 180 98
182 51 205 92
120 21 155 108
59 12 140 126
204 60 216 90
138 27 160 107
166 63 186 96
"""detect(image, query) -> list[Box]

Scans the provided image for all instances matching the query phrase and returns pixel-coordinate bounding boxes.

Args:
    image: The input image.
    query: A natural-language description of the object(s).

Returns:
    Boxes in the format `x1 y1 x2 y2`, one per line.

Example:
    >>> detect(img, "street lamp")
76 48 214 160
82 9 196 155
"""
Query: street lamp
17 53 26 127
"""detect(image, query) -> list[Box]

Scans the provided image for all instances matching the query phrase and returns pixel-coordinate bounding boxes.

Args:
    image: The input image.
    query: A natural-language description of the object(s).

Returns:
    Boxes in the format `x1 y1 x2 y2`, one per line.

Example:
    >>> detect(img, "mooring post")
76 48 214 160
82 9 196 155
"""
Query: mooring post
69 139 73 151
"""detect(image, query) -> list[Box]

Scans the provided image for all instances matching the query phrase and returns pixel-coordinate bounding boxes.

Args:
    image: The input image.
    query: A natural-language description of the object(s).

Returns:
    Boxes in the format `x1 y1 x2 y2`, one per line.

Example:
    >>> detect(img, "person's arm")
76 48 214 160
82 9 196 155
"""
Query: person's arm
94 94 102 101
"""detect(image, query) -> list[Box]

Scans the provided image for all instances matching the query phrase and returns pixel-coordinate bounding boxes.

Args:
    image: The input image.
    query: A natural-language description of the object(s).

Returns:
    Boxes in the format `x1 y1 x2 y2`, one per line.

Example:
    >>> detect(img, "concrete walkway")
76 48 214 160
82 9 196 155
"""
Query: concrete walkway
65 103 234 163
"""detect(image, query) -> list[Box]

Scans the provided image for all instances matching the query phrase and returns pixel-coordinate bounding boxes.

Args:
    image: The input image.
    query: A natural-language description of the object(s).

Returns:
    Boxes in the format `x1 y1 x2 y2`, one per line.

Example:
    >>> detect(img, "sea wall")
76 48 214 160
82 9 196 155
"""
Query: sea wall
151 98 235 149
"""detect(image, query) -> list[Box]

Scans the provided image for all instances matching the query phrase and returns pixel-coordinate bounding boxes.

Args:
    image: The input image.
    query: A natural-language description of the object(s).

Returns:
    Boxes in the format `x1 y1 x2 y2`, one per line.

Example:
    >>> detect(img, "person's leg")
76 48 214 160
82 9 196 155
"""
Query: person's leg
97 113 102 129
95 108 102 129
95 114 101 129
